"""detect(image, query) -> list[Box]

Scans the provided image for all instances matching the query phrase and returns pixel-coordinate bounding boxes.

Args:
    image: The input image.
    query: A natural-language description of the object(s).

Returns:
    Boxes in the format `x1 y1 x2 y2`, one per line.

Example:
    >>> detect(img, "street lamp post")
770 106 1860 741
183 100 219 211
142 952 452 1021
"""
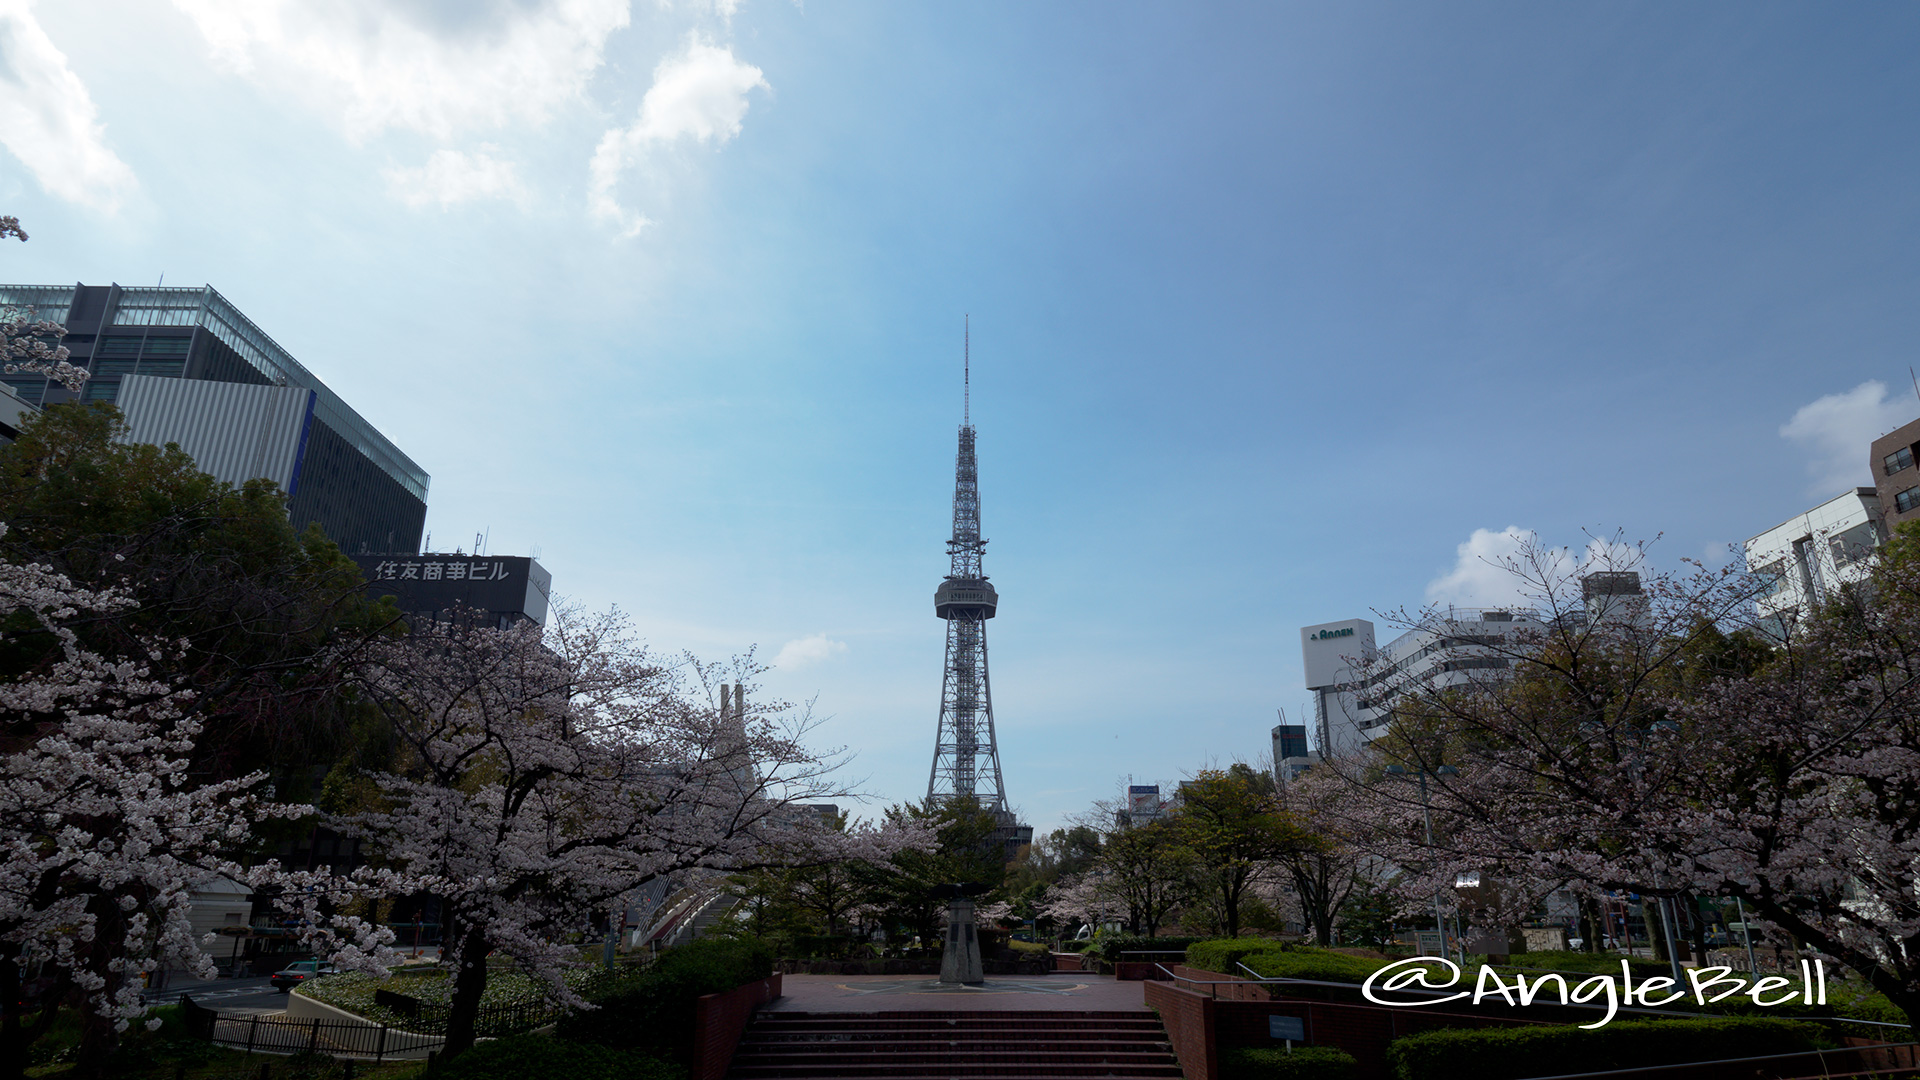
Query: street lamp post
1385 764 1458 960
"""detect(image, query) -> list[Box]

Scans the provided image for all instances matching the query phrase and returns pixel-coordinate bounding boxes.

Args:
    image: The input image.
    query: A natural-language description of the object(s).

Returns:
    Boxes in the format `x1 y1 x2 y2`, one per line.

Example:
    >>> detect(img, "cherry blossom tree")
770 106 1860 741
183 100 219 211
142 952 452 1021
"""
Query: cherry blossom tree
2 220 87 394
1329 531 1920 1026
344 606 880 1059
0 529 404 1080
1269 769 1369 946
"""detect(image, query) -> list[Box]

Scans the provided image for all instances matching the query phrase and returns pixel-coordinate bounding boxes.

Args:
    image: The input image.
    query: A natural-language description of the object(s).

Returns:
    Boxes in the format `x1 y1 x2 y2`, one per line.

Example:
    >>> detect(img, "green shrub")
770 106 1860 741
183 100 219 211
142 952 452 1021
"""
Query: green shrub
1384 1017 1821 1080
1503 951 1674 978
1006 939 1049 956
1087 934 1206 963
438 1034 685 1080
1057 939 1092 953
1222 1045 1359 1080
555 937 774 1062
1239 950 1390 984
1185 938 1290 974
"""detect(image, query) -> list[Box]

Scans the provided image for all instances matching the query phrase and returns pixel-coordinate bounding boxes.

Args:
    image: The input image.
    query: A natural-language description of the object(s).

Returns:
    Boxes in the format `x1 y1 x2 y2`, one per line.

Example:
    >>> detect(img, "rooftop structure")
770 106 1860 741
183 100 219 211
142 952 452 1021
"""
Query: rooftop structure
1744 487 1882 636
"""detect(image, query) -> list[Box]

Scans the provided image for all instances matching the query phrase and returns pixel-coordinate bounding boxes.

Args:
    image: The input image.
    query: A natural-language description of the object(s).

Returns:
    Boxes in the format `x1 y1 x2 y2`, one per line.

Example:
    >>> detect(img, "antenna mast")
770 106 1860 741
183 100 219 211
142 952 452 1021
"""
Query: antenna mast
927 319 1028 858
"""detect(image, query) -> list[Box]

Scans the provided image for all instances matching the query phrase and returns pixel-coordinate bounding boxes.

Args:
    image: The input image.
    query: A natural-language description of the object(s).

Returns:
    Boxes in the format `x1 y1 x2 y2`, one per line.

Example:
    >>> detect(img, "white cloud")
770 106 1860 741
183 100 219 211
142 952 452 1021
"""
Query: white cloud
0 0 138 211
384 147 528 209
589 34 767 237
1425 526 1541 610
1425 529 1642 610
1781 380 1914 497
170 0 631 140
773 633 847 670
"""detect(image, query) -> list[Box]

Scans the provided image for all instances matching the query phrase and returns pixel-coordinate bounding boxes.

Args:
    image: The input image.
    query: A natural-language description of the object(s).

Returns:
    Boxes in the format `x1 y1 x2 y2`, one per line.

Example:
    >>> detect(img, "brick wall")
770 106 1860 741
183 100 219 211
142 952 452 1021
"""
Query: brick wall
1157 965 1555 1080
1144 980 1216 1080
688 972 781 1080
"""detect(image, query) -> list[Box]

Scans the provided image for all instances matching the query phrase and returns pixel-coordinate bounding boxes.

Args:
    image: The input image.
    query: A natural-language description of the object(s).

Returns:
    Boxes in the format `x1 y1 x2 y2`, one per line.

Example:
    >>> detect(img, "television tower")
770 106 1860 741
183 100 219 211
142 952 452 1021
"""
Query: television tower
927 322 1032 852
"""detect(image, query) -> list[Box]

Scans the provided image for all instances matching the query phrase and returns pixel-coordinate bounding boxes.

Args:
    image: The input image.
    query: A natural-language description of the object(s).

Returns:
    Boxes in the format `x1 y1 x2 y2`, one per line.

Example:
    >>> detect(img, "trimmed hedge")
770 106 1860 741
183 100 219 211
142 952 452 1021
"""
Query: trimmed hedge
1502 951 1676 978
437 1034 685 1080
1384 1017 1821 1080
1222 1046 1358 1080
1239 950 1389 983
1086 934 1207 963
555 937 774 1064
1185 938 1292 975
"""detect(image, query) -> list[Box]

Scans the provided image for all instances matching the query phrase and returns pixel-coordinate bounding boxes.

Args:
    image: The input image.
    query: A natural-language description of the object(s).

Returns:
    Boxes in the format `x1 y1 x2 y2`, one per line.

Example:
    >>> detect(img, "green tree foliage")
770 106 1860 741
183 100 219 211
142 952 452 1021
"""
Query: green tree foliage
1173 767 1312 938
870 798 1009 947
1335 876 1398 948
0 402 399 782
1095 820 1195 937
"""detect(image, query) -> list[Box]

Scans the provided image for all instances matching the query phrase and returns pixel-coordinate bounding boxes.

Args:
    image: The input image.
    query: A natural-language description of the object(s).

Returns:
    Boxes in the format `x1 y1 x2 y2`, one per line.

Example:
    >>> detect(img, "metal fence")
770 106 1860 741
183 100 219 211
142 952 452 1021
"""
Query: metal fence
181 996 443 1063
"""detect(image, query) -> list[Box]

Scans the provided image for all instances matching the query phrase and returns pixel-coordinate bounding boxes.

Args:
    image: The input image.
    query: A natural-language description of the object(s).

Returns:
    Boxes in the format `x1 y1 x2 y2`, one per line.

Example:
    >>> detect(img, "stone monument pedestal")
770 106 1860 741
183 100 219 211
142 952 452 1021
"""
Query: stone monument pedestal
939 898 984 985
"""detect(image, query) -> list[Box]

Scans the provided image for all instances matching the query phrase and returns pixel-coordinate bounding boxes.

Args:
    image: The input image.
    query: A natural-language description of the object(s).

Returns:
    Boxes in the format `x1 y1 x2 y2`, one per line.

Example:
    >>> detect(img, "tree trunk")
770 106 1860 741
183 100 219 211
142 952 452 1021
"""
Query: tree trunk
0 944 25 1080
440 925 492 1061
1645 900 1669 962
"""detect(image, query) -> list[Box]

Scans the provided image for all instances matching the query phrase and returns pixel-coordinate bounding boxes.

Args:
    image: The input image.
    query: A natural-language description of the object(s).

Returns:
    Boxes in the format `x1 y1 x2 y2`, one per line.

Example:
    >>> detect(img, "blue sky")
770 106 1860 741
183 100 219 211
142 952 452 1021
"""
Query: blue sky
3 1 1917 834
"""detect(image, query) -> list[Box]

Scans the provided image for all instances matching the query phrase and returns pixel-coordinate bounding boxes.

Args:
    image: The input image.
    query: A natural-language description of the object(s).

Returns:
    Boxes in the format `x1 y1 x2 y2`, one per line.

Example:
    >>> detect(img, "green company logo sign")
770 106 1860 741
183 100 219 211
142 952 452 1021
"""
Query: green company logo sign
1314 627 1355 640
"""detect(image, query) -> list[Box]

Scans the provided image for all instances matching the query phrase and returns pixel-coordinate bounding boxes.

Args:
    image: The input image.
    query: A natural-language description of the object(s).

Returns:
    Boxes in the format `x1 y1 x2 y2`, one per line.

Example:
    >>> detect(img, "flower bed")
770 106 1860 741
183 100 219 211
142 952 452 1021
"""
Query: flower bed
296 966 604 1030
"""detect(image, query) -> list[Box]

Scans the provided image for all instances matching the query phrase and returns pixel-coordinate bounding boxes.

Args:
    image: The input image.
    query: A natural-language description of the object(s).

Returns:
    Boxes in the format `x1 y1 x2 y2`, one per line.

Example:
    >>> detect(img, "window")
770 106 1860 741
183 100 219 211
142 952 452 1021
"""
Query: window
1 379 44 405
139 360 184 377
1898 488 1920 515
1829 523 1880 566
92 358 138 376
96 336 144 357
82 380 117 403
1752 560 1789 596
141 336 190 356
1888 447 1915 476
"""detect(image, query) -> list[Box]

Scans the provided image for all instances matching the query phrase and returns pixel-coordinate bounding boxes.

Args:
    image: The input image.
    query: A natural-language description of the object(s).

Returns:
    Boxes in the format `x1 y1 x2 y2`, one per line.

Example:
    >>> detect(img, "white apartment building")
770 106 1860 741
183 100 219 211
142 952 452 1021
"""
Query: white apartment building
1301 574 1646 760
1744 487 1882 637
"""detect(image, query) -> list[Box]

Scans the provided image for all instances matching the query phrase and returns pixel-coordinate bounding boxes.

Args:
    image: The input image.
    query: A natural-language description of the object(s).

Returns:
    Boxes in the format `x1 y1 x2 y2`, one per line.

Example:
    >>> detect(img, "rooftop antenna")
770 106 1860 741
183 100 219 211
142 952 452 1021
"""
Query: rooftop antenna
157 272 164 287
1910 365 1919 405
963 315 970 425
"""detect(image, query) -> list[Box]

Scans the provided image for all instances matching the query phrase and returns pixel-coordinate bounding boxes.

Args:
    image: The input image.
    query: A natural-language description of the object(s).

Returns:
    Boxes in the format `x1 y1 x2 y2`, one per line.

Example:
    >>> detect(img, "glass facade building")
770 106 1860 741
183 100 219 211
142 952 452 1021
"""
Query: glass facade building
0 283 428 554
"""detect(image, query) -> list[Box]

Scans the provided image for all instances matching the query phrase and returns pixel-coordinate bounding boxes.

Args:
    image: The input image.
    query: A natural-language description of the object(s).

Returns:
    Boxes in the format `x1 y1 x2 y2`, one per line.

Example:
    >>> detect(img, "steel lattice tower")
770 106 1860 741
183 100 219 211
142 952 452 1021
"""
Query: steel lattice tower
926 326 1027 849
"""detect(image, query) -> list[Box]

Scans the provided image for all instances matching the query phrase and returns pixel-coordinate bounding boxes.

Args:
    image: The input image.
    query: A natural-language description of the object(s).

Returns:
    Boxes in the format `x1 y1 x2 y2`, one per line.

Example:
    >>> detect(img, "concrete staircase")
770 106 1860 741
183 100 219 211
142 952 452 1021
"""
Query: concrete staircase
727 1010 1182 1079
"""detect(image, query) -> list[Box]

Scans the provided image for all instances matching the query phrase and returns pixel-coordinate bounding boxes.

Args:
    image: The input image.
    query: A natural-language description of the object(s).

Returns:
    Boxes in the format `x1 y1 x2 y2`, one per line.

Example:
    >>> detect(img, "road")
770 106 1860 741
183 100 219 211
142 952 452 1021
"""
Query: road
144 975 288 1015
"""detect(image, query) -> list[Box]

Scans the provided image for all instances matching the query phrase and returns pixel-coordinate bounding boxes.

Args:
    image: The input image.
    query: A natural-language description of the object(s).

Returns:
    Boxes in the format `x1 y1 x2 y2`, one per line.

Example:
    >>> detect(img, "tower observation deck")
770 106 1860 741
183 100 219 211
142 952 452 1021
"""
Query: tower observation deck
927 326 1032 858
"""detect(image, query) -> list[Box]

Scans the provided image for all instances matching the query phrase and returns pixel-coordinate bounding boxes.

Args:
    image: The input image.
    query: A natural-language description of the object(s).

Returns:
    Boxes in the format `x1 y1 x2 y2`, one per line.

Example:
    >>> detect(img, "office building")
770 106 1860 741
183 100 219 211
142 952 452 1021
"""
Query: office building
1744 487 1882 634
0 284 428 554
1272 722 1312 785
350 552 552 629
1871 417 1920 533
0 382 36 442
1301 609 1550 759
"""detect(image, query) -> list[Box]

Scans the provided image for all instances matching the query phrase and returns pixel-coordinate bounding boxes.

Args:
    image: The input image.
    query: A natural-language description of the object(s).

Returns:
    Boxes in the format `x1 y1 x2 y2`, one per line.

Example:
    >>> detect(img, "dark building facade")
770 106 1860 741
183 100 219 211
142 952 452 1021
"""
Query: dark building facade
1872 416 1920 534
0 283 428 554
349 553 551 628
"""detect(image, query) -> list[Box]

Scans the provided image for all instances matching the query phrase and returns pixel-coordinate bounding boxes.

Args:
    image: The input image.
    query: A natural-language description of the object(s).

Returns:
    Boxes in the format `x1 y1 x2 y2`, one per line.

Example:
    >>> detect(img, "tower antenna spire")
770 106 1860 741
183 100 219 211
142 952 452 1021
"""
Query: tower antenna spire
963 315 970 425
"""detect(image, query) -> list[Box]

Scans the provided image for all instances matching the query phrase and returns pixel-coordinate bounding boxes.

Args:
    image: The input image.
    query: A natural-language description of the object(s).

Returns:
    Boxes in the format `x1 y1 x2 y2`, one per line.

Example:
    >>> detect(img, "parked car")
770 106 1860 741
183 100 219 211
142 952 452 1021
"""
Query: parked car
269 960 337 993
